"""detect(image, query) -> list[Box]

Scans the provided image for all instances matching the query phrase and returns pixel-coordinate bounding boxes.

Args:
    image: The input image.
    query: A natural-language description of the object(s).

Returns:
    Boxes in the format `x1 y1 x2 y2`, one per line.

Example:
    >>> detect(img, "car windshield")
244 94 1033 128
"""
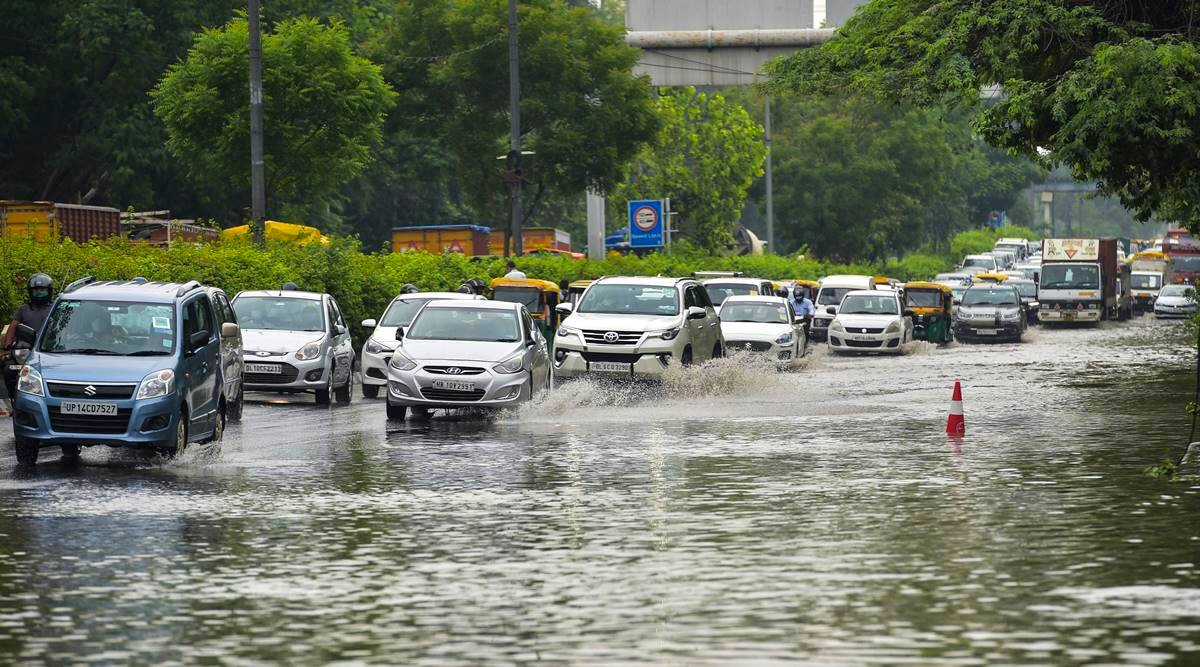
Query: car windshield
704 283 759 305
577 284 679 316
905 290 942 308
1010 282 1037 298
233 296 325 331
1171 255 1200 272
817 286 858 306
380 299 429 327
492 287 543 314
406 308 520 342
39 300 176 356
720 303 789 323
1040 265 1100 290
1132 274 1161 290
839 295 899 315
963 288 1018 306
1160 285 1195 298
962 257 994 269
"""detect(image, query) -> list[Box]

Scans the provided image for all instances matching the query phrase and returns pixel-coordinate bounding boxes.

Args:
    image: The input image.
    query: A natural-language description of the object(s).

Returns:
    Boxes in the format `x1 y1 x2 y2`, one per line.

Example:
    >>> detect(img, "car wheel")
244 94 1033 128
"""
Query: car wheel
163 414 187 458
207 403 225 443
681 347 693 366
315 366 333 405
228 384 244 422
712 342 723 359
15 437 38 466
362 384 380 399
60 444 81 464
410 407 431 420
386 401 407 421
334 366 352 404
546 368 554 393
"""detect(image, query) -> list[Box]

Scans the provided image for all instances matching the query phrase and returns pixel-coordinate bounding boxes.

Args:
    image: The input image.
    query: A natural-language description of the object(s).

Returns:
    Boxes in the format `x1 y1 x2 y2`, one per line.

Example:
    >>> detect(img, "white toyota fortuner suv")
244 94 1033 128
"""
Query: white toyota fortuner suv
552 276 724 379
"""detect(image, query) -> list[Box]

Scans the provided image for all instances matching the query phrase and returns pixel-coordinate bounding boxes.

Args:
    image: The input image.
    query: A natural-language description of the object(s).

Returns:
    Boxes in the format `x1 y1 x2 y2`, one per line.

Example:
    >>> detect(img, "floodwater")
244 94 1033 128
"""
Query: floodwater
1 318 1199 666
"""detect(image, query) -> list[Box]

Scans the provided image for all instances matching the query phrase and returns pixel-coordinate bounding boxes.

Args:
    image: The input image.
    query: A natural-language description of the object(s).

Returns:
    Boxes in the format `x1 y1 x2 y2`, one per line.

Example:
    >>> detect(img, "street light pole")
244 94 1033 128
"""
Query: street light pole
248 0 267 245
507 0 523 256
764 94 774 253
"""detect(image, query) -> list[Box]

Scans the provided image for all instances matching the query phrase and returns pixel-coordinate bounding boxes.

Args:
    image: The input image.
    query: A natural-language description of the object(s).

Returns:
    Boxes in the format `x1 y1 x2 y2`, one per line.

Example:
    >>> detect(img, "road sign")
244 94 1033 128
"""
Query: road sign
628 199 664 248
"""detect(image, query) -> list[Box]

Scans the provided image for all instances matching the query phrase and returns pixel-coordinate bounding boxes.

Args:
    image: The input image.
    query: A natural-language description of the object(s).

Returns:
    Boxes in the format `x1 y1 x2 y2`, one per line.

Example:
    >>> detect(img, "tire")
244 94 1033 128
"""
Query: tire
227 383 244 422
163 414 187 458
410 407 430 420
60 444 81 464
386 401 407 421
205 403 225 444
315 365 333 405
362 384 380 399
335 367 352 404
712 342 723 360
15 437 38 466
681 347 693 366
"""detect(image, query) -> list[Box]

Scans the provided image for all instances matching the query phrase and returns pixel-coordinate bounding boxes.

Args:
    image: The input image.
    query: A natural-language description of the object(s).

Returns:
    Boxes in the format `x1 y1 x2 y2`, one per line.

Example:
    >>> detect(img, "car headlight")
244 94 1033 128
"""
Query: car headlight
1001 311 1020 321
492 352 525 375
16 366 43 397
389 350 417 372
653 328 680 341
136 369 175 400
295 339 324 360
775 332 794 345
885 321 901 334
829 321 844 332
365 338 392 355
556 326 580 340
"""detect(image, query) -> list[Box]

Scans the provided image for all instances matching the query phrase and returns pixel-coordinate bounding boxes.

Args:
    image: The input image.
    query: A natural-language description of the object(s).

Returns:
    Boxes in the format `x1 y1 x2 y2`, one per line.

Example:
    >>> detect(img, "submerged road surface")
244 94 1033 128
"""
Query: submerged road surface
0 318 1198 665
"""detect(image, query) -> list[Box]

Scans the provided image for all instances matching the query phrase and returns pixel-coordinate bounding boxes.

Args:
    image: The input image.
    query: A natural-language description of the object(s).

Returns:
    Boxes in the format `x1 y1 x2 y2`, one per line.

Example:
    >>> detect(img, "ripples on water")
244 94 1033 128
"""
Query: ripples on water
0 319 1198 665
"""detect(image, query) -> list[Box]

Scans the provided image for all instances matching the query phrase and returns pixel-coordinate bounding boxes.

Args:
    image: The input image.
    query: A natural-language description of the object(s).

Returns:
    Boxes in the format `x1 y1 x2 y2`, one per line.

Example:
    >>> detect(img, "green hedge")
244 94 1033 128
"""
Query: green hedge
2 236 989 346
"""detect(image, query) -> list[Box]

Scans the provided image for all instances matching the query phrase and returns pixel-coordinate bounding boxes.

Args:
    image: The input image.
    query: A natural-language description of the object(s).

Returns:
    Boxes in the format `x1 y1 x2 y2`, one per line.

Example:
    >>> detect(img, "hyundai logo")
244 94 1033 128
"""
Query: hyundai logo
256 351 271 357
84 385 97 397
603 331 620 343
445 367 462 375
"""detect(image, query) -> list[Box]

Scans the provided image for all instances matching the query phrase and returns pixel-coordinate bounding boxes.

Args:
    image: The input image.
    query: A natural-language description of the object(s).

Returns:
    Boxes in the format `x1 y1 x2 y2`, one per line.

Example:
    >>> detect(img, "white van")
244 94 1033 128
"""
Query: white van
809 275 875 342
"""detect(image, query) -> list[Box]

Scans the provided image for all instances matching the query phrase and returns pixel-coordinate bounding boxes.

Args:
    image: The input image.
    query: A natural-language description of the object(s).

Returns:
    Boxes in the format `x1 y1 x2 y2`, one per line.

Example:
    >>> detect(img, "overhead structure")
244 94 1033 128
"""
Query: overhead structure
824 0 868 28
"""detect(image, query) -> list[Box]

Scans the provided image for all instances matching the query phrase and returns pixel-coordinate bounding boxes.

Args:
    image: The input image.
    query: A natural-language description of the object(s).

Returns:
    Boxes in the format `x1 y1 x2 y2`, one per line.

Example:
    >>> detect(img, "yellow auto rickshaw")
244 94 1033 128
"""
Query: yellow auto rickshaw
564 279 593 306
903 282 954 343
489 277 562 339
972 272 1009 284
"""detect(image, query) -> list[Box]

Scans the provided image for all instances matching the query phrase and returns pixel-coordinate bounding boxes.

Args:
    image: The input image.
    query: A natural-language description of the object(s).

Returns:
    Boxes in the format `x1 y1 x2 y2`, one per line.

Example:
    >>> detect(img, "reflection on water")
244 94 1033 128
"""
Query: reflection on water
0 318 1198 665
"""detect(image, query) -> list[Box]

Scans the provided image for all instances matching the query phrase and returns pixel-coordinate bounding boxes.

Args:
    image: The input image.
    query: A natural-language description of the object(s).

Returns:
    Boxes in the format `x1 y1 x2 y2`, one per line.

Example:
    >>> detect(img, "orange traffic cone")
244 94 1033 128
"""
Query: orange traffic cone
946 381 965 436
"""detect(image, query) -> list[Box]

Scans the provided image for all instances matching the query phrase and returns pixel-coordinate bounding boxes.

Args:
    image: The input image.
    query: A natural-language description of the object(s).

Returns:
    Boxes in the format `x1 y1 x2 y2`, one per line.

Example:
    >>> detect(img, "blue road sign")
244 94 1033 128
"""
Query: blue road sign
628 199 664 248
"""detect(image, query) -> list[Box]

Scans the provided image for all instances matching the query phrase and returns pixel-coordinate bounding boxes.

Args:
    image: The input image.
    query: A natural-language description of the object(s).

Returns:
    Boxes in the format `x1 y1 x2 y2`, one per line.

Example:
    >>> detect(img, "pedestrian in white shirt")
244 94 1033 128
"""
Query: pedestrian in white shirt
504 261 526 279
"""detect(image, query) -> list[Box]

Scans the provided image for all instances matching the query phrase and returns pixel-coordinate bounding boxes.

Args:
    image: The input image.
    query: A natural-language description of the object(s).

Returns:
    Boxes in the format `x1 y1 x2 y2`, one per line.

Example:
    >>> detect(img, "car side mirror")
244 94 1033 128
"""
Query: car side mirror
825 306 836 315
188 330 209 352
555 302 574 315
221 322 240 339
335 324 347 336
903 309 914 317
686 306 706 320
362 319 377 329
394 327 404 341
15 323 36 345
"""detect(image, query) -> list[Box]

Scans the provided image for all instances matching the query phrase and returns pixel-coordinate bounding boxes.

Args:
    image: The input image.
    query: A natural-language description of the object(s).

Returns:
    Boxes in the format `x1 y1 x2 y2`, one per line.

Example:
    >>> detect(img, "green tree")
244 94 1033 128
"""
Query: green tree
768 1 1200 231
153 15 396 218
615 88 767 252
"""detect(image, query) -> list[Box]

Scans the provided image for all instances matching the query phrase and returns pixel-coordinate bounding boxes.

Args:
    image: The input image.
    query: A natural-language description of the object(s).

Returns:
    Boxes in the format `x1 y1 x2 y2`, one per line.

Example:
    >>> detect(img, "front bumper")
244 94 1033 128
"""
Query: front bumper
1038 308 1101 323
1155 305 1197 319
723 338 795 363
12 391 179 448
953 321 1023 339
241 354 328 392
552 336 678 380
387 361 529 408
809 316 833 342
360 346 394 387
827 328 903 353
1133 293 1156 311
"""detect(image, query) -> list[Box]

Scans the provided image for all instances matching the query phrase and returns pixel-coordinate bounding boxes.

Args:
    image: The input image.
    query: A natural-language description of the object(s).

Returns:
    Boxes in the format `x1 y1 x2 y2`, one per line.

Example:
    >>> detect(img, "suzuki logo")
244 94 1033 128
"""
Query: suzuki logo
445 367 462 375
744 343 753 350
603 331 619 343
84 385 97 397
861 329 868 334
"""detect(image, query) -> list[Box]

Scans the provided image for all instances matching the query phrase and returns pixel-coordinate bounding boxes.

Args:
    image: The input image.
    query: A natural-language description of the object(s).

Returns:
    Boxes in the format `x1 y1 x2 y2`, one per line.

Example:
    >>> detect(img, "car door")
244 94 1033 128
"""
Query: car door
695 284 721 353
182 296 219 436
326 298 352 385
523 309 549 390
212 291 242 403
682 286 708 356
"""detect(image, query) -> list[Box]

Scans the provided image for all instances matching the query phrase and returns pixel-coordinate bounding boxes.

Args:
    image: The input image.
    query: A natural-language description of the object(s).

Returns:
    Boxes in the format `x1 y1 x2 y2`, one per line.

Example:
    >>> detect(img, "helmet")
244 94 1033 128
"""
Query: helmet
792 285 807 300
457 284 473 294
27 273 52 306
281 282 299 291
399 283 419 295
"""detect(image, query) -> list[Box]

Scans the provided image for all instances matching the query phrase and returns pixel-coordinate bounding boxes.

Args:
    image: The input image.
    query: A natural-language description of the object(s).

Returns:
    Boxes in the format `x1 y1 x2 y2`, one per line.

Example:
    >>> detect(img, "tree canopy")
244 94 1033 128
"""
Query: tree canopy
769 0 1200 230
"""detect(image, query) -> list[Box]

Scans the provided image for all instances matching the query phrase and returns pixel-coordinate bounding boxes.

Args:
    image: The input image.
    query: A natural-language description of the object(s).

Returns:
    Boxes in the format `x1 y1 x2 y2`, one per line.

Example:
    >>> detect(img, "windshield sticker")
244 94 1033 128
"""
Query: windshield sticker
163 338 174 348
152 316 172 332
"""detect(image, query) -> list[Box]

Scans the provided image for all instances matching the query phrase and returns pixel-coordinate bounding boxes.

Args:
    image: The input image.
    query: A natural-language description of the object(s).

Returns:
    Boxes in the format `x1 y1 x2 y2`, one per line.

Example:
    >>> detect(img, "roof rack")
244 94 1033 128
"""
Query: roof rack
63 276 95 293
176 280 202 297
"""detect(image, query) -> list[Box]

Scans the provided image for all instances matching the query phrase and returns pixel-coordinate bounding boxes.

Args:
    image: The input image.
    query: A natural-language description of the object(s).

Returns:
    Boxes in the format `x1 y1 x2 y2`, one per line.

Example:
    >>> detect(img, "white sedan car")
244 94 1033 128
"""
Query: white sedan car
385 300 551 420
718 296 807 366
827 290 913 355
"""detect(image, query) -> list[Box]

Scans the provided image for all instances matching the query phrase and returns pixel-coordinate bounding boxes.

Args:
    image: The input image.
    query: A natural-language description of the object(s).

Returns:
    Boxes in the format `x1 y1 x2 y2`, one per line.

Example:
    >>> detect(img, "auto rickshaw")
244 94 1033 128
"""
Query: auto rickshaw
564 279 593 306
488 277 562 340
972 272 1009 284
903 282 954 343
789 279 819 302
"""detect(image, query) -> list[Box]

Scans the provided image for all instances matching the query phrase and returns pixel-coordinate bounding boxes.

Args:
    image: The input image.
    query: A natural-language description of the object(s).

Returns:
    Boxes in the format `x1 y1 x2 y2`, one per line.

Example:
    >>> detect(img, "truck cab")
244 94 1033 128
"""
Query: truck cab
1038 238 1132 323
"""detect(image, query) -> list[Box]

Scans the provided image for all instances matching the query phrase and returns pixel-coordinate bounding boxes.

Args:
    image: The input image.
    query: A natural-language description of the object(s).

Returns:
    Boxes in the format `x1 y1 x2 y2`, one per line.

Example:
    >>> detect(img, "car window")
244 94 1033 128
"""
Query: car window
684 287 699 309
214 292 236 324
186 297 215 340
39 300 176 356
577 284 679 316
522 310 535 341
233 296 325 332
696 285 715 309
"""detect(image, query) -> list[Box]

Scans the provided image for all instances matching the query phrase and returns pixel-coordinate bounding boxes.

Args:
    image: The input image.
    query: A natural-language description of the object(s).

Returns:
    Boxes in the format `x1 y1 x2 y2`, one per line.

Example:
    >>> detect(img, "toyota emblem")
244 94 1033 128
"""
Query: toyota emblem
84 385 97 397
445 367 462 375
603 331 619 343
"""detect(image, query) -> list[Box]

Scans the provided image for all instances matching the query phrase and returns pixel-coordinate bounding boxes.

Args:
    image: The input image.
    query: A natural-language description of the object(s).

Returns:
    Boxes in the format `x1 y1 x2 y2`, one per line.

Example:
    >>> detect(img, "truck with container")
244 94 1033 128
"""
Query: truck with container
1 200 122 243
1038 238 1132 323
1162 228 1200 284
1128 251 1174 313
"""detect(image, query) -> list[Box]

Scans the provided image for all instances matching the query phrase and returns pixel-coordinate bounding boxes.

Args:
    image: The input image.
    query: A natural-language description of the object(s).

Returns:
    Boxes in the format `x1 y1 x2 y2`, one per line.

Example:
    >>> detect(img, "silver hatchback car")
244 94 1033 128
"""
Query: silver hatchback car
231 288 355 404
385 300 551 420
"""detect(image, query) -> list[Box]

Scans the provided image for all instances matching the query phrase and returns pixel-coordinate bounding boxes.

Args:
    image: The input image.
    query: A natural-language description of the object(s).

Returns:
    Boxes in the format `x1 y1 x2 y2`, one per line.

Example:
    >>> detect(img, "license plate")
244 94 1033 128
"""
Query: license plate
246 363 282 374
850 334 876 341
432 379 476 392
590 361 632 373
60 401 118 416
975 329 996 335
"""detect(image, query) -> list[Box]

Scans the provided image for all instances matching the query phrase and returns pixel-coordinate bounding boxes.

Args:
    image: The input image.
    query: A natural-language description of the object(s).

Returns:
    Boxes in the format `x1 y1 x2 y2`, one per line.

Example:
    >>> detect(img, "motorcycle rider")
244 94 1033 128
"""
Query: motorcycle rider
3 274 53 407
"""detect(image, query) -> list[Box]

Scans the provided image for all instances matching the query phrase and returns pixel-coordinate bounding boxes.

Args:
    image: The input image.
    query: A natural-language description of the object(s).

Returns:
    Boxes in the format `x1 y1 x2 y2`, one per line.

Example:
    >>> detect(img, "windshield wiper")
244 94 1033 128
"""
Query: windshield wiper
125 350 171 356
58 348 119 355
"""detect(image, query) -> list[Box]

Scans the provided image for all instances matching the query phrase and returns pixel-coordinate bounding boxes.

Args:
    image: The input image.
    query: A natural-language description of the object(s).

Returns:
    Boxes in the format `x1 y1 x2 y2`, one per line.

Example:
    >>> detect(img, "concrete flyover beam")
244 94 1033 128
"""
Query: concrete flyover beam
626 28 837 50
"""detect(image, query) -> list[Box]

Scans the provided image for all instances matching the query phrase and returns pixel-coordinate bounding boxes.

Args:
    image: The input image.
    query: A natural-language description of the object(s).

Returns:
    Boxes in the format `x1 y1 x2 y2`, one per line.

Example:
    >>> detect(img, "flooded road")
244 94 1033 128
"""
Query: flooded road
1 317 1199 665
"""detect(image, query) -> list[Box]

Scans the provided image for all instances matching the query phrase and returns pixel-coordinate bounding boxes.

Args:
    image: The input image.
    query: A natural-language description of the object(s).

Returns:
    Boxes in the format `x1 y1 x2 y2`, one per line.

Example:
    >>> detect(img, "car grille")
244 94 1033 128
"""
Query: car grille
580 351 641 364
420 387 486 402
49 407 132 435
423 366 486 376
581 330 643 345
47 383 136 399
841 327 884 335
725 340 772 352
844 339 883 348
245 363 300 385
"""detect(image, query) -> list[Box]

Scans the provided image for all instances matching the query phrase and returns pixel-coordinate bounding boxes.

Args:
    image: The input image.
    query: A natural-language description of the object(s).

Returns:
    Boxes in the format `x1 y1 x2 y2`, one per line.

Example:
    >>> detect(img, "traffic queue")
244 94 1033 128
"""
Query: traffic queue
2 236 1192 467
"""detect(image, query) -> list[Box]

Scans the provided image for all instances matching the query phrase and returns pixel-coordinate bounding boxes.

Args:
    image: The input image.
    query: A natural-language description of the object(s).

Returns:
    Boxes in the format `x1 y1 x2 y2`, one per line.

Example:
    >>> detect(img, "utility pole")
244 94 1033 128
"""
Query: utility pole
248 0 267 245
507 0 523 256
764 94 774 253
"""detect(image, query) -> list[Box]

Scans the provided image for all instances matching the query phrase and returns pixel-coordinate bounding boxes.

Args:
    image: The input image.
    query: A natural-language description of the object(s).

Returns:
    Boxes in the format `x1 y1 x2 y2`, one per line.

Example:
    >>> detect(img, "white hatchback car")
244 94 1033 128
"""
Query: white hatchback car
718 295 807 366
827 290 913 354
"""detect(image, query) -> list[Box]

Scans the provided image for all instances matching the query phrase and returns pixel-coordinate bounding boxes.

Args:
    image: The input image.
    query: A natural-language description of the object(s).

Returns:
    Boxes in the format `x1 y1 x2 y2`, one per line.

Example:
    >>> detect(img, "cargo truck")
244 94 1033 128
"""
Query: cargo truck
1038 238 1132 323
1128 251 1174 313
390 224 573 256
1162 228 1200 284
1 200 122 242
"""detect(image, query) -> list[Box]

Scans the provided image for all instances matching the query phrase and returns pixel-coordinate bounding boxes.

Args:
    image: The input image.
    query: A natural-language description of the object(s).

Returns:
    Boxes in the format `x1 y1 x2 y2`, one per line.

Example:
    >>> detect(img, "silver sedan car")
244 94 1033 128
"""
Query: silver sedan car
385 300 551 420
